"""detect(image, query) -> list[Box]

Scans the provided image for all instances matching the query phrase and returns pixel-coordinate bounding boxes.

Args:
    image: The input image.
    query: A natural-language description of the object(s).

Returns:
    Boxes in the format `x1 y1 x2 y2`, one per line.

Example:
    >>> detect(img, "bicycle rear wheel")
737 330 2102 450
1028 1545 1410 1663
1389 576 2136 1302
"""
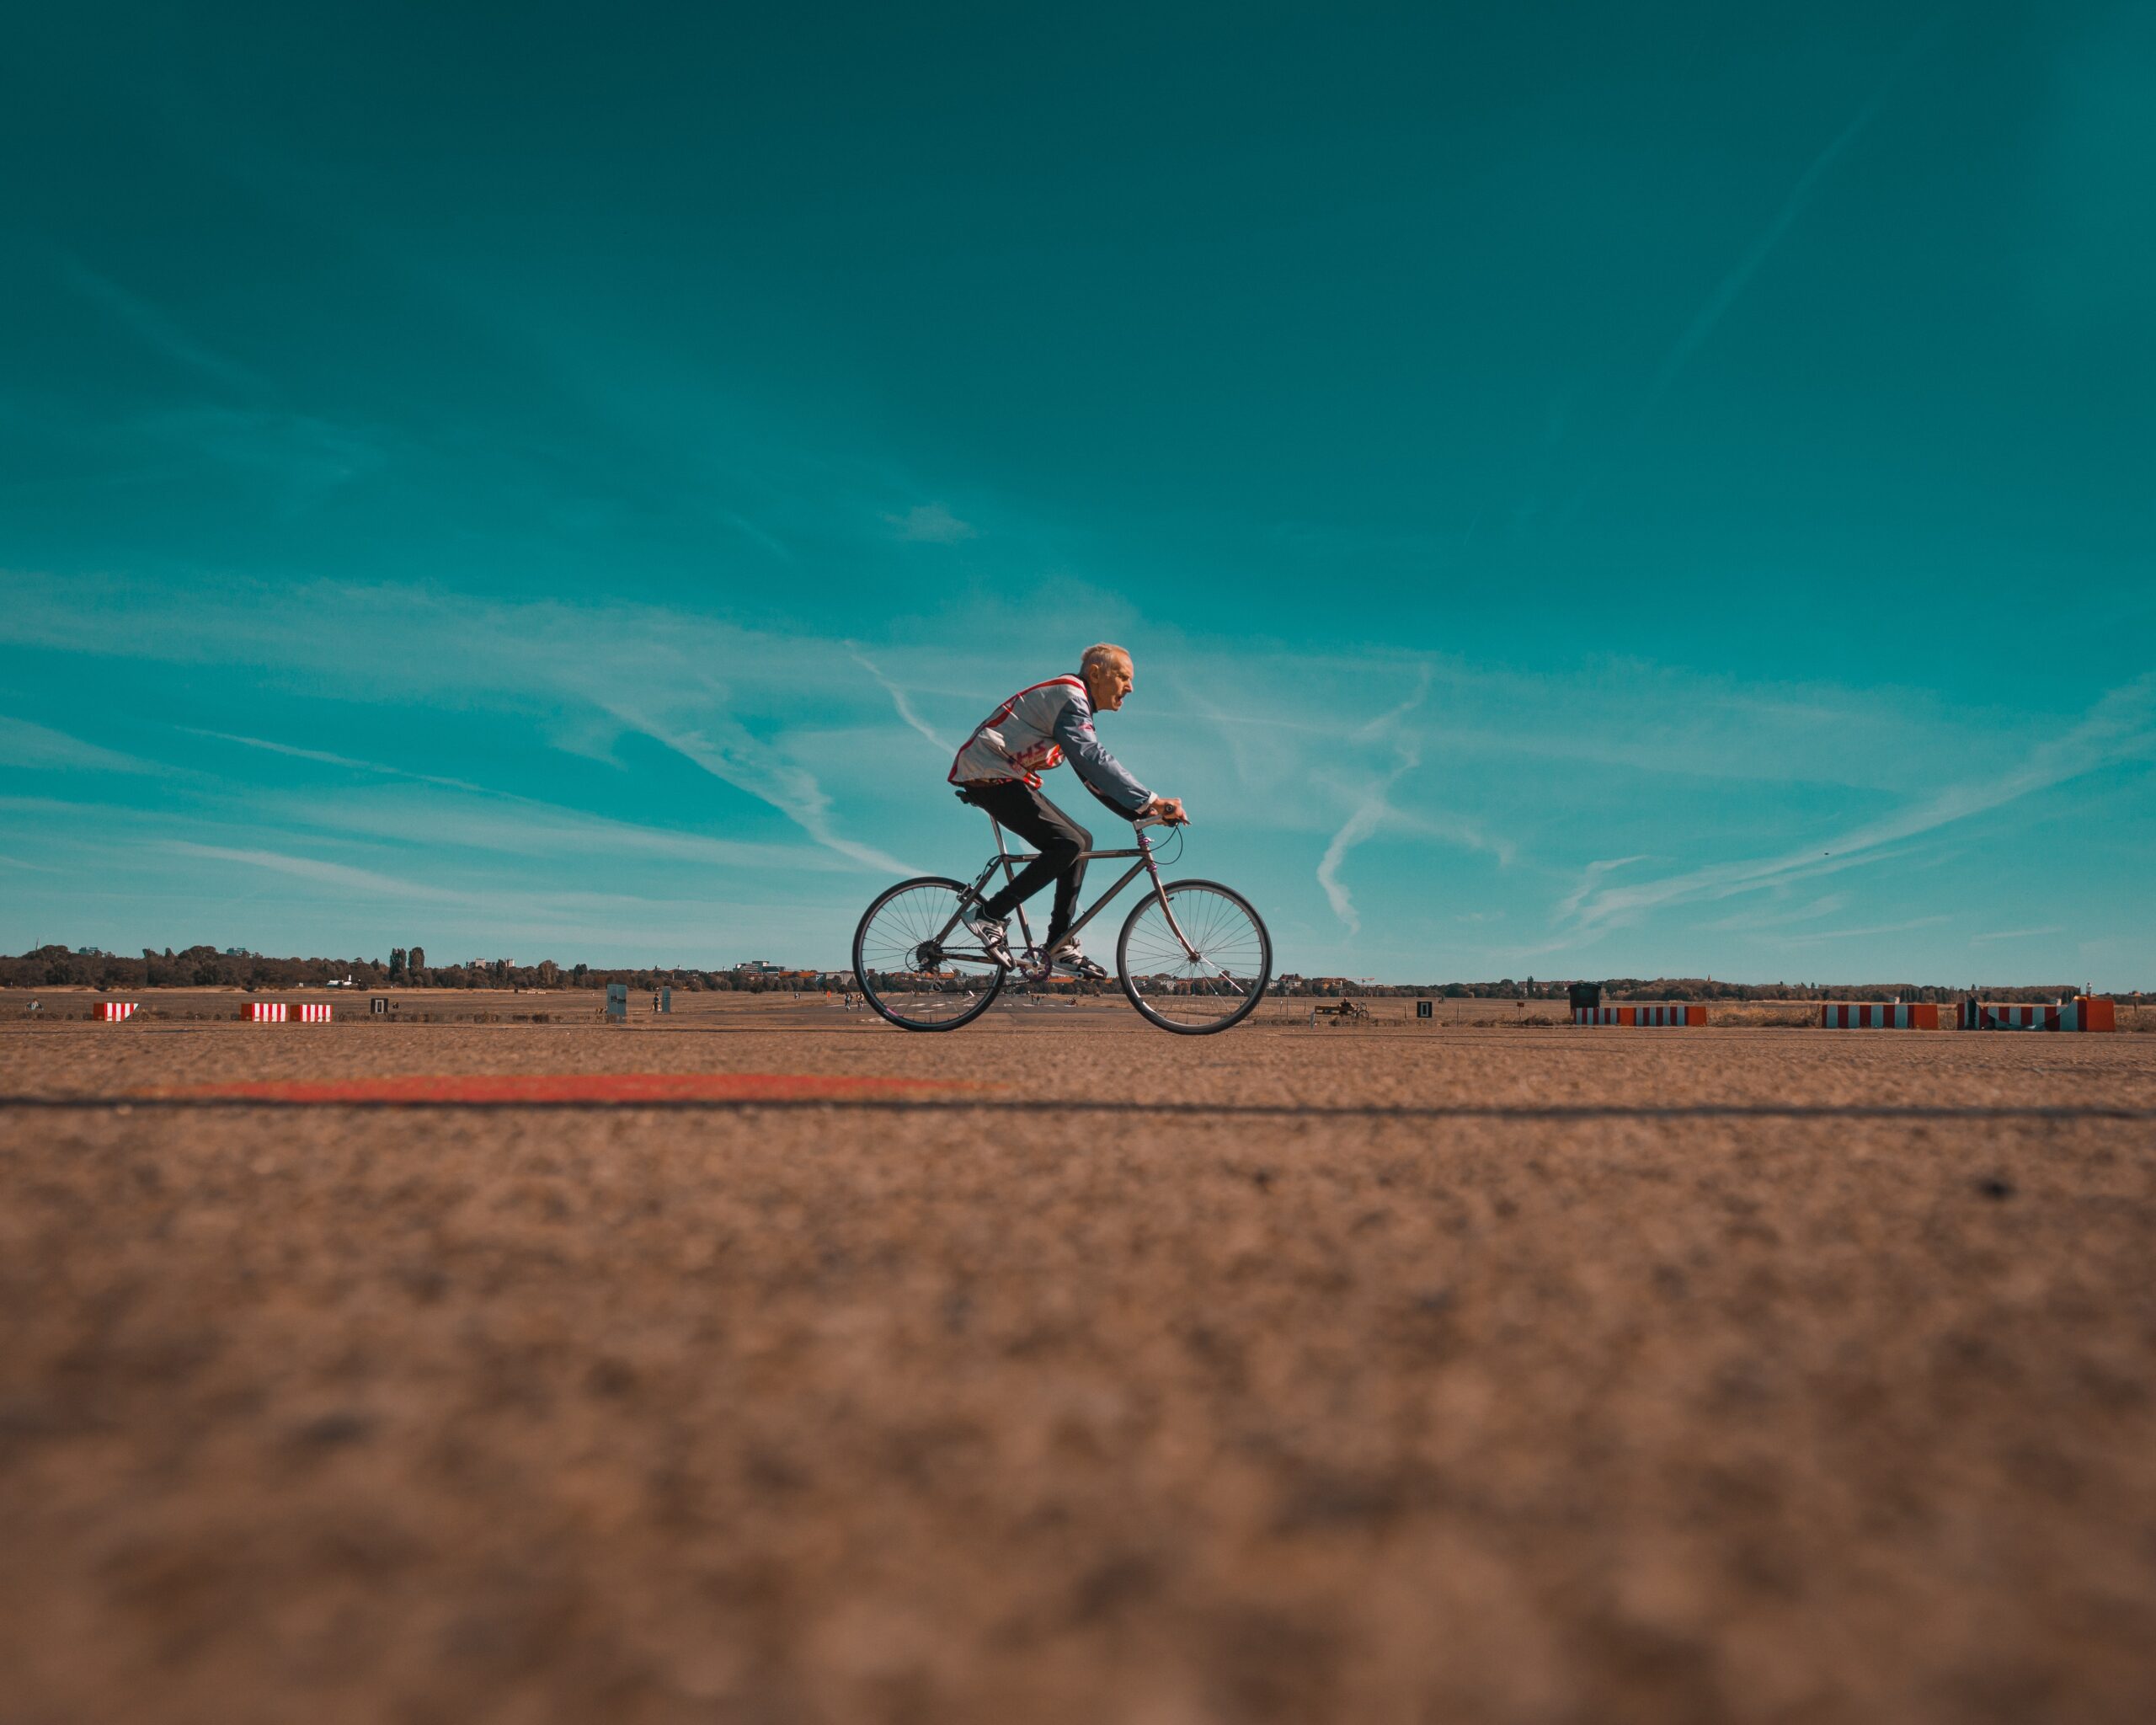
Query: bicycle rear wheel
1118 879 1271 1034
853 876 1006 1031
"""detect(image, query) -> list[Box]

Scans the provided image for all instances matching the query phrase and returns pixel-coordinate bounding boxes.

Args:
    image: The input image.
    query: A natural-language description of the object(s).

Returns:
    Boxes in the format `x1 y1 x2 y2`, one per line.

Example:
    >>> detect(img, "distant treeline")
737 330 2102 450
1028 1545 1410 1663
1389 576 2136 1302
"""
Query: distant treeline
3 946 2137 1003
1310 977 2132 1003
0 946 835 994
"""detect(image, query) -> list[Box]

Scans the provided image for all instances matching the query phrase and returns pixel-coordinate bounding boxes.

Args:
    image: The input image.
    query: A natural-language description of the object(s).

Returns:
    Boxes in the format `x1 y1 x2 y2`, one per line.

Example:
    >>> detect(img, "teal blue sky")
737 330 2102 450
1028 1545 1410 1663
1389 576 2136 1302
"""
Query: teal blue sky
3 2 2152 984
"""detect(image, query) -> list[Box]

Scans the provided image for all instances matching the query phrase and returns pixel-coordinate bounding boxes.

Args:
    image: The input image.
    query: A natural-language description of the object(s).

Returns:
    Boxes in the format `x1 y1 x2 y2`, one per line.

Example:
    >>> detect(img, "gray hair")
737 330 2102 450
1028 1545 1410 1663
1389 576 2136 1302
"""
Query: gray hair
1081 642 1131 672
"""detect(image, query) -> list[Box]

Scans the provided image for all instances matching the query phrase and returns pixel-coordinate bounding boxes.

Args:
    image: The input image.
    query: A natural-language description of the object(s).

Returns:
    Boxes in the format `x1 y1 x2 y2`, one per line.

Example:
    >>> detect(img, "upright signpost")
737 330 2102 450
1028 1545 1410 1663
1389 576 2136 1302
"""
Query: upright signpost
1417 999 1433 1020
606 983 628 1022
659 986 672 1014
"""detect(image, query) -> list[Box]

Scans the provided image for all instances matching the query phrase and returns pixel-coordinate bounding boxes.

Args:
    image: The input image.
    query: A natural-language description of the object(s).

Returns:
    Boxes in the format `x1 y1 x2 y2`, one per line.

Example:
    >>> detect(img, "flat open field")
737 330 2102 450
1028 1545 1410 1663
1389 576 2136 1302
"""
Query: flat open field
3 996 2153 1724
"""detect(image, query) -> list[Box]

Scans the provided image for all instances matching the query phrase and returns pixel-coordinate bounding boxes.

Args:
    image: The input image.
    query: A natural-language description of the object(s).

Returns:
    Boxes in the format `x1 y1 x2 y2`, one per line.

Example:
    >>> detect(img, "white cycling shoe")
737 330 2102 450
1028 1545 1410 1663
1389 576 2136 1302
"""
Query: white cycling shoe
1048 937 1111 982
968 916 1017 970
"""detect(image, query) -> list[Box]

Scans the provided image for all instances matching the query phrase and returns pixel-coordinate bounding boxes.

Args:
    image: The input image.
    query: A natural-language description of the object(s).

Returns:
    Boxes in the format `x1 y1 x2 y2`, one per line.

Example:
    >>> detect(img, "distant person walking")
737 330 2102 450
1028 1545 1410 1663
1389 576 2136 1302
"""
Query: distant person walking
947 643 1183 979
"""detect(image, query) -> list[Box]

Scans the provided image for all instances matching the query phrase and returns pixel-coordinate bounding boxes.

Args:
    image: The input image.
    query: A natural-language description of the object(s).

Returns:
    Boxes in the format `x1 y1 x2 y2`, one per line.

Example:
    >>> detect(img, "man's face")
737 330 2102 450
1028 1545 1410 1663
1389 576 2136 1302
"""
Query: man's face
1086 654 1134 712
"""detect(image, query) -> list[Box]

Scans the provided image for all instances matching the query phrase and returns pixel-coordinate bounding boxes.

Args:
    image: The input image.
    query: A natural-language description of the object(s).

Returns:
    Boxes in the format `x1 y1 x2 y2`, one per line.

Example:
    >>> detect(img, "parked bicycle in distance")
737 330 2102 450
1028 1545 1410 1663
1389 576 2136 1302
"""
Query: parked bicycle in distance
851 809 1271 1035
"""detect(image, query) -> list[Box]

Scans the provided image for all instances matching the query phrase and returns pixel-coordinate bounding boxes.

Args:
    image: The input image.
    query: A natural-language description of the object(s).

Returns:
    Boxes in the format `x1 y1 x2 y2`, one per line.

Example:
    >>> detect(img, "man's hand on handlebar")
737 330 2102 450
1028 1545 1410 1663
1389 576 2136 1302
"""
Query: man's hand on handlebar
1141 796 1187 825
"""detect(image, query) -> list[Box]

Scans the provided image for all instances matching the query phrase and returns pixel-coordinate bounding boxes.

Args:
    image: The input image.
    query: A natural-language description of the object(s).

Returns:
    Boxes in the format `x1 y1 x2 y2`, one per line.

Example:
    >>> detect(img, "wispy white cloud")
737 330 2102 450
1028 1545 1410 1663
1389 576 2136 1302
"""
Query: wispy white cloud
1700 892 1849 932
148 839 817 959
34 263 380 508
1556 856 1648 921
1385 805 1516 867
281 786 850 873
1317 787 1397 937
163 841 468 903
0 572 1990 800
136 407 381 510
1312 774 1517 937
1319 668 1433 936
1560 673 2156 933
184 729 375 770
0 716 162 775
847 647 948 753
1353 665 1434 740
1627 67 1903 438
1972 925 2066 944
1774 915 1951 945
884 502 978 543
8 572 2139 980
1171 676 1268 793
721 511 794 562
181 728 490 793
1558 32 1929 523
597 701 916 876
0 579 919 875
469 600 926 873
44 246 264 398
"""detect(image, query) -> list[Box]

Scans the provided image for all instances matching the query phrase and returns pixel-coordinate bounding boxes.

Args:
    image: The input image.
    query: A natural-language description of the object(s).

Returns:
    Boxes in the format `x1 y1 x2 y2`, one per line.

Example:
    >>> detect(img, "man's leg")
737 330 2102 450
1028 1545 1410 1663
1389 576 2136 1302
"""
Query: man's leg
1038 796 1092 947
969 783 1089 940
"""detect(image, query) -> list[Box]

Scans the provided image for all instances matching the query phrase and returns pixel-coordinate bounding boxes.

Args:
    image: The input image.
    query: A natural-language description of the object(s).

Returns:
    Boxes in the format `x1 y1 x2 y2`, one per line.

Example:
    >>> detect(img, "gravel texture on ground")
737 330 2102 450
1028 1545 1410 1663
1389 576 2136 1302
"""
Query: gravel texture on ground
3 1001 2152 1724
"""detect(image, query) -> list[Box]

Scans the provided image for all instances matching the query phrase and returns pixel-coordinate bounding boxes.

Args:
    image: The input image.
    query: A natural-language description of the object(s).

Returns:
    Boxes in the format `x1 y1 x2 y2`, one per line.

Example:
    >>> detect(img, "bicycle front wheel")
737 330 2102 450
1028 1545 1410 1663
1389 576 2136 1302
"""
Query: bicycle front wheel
853 876 1006 1031
1118 879 1272 1034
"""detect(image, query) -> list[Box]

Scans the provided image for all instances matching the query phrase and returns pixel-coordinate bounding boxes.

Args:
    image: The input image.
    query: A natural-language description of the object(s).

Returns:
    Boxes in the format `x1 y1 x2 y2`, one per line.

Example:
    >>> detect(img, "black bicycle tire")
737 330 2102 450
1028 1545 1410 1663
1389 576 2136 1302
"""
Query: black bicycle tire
853 876 1006 1032
1117 878 1272 1036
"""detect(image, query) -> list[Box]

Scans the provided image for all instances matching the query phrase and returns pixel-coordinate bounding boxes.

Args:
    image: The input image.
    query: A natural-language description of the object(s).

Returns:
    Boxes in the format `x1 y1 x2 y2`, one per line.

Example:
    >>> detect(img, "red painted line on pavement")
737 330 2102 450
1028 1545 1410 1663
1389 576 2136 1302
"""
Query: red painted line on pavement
141 1072 981 1105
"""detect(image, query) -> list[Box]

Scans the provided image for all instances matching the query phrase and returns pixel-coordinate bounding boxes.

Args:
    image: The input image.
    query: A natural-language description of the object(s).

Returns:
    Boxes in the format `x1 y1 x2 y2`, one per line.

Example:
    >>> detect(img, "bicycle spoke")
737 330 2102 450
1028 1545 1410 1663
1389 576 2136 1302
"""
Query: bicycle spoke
1119 882 1269 1033
853 878 1007 1030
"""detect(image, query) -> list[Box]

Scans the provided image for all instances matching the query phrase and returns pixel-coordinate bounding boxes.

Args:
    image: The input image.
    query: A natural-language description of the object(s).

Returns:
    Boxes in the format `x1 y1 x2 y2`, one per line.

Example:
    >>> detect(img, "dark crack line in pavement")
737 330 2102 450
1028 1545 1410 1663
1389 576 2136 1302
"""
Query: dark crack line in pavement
3 1097 2153 1120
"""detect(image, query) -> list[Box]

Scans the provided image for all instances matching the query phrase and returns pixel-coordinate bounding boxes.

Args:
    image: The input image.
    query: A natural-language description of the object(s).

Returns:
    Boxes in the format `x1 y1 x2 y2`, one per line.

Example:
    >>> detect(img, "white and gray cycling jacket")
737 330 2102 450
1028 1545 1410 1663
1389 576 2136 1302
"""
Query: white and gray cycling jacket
947 675 1152 815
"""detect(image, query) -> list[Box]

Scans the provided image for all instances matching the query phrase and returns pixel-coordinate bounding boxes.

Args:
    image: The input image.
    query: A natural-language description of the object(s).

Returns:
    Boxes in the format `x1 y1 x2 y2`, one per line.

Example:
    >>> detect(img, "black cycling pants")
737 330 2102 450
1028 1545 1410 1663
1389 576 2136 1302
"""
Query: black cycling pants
961 781 1093 942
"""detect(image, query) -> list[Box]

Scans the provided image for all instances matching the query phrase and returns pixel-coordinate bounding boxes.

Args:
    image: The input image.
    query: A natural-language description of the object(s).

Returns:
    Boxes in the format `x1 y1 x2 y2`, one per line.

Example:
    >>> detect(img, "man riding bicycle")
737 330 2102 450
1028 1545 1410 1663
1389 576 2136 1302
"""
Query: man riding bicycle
948 643 1185 980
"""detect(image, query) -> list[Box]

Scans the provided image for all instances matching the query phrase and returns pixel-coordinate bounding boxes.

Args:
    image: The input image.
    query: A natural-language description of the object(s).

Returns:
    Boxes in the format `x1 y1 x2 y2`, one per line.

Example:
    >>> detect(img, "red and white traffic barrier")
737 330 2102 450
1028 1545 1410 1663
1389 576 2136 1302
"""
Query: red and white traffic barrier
95 1001 138 1022
1573 1005 1706 1027
1960 997 2115 1032
241 1001 334 1023
1633 1004 1705 1027
1821 1003 1939 1029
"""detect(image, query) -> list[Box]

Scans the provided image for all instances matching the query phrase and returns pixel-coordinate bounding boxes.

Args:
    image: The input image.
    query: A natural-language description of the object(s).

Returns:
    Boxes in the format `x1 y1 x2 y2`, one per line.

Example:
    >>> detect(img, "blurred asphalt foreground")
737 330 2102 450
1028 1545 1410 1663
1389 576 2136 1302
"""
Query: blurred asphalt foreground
2 996 2153 1724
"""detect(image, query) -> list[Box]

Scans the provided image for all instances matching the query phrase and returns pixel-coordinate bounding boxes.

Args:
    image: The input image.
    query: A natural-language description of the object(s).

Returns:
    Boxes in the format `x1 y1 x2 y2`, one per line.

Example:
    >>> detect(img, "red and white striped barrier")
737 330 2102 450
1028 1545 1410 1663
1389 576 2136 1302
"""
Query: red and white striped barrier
95 1001 138 1022
1821 1003 1940 1029
1960 998 2115 1032
1631 1004 1705 1027
1573 1005 1706 1027
241 1001 334 1023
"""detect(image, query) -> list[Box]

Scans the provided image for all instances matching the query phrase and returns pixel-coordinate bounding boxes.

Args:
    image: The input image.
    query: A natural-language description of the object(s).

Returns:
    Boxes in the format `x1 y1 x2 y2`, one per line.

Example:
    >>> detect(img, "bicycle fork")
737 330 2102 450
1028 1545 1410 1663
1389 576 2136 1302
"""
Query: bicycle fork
1139 847 1205 964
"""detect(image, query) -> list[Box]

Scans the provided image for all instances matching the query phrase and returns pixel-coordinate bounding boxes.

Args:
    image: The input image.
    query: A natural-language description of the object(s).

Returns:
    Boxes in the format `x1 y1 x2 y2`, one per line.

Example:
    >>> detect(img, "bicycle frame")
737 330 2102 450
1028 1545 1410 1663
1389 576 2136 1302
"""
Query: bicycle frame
926 816 1203 973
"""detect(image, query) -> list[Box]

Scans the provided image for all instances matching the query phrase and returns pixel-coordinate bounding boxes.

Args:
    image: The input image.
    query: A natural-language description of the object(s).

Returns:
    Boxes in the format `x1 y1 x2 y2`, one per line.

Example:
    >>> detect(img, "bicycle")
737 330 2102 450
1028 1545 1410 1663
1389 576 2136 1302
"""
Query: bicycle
851 801 1272 1035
